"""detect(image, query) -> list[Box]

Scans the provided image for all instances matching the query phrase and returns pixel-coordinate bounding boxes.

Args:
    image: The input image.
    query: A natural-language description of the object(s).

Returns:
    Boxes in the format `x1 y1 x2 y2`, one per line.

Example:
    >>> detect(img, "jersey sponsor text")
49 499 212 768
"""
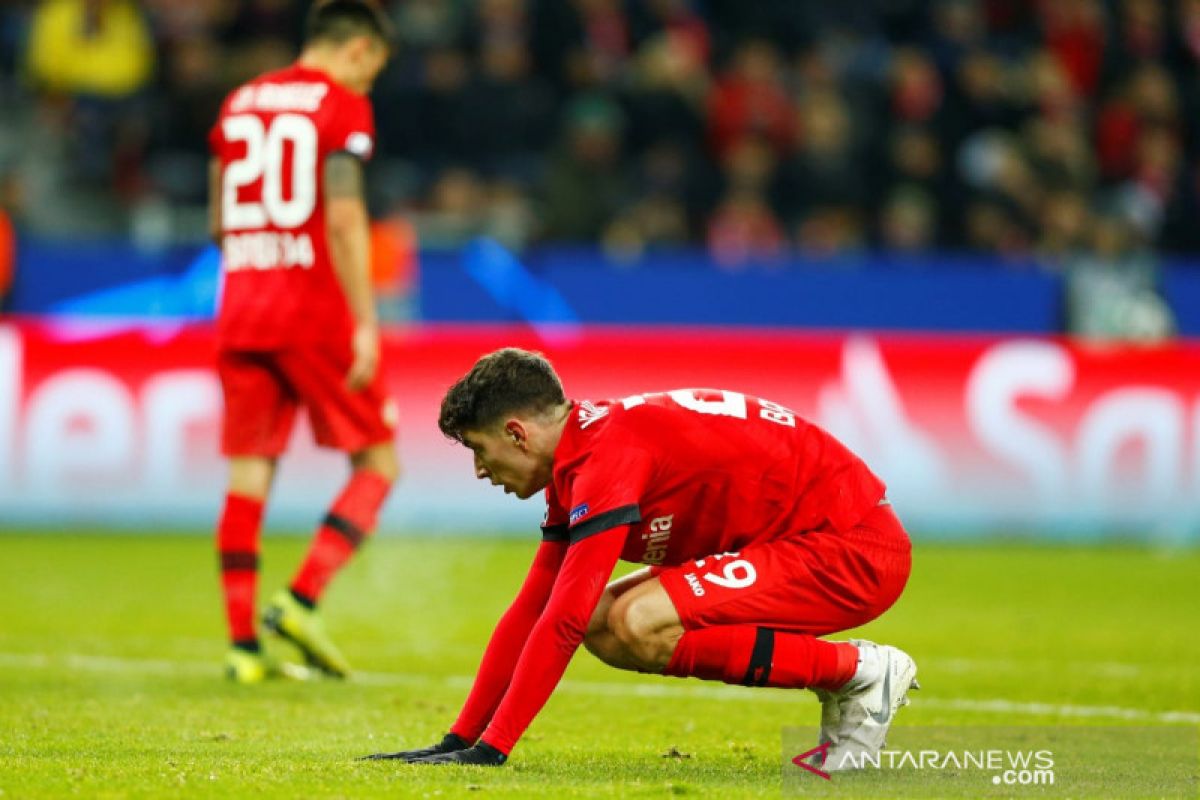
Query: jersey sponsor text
642 514 673 564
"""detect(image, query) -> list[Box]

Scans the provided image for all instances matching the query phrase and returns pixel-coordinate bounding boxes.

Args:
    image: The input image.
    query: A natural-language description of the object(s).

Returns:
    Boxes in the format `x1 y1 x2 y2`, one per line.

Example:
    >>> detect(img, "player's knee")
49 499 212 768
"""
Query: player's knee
582 630 624 668
374 457 401 485
587 589 616 636
352 445 401 484
228 457 275 500
606 597 635 645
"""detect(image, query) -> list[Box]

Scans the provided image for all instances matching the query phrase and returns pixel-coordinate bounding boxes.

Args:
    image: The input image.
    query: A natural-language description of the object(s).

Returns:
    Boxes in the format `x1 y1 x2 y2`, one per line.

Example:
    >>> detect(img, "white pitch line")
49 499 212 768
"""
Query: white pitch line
934 657 1146 679
916 697 1200 724
1 651 1197 725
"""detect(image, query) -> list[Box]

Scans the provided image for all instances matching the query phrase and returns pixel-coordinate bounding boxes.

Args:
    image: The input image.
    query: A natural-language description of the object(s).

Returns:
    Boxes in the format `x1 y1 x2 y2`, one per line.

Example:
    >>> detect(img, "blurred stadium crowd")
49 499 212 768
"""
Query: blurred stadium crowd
0 0 1197 288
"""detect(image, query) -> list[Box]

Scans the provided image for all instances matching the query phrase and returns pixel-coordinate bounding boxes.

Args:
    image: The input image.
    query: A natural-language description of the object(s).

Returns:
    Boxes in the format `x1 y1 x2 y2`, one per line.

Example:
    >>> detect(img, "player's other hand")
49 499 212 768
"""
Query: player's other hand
412 742 508 766
345 323 379 391
358 732 471 762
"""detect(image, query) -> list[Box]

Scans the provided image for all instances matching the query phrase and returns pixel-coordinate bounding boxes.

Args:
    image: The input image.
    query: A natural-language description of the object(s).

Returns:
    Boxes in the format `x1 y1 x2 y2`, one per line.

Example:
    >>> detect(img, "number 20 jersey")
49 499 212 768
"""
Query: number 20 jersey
541 390 888 565
209 63 375 349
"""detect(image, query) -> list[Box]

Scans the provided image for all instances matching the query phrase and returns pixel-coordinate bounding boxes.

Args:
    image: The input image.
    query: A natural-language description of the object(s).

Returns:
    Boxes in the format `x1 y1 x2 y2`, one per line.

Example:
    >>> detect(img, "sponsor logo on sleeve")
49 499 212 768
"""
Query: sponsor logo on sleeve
569 503 590 525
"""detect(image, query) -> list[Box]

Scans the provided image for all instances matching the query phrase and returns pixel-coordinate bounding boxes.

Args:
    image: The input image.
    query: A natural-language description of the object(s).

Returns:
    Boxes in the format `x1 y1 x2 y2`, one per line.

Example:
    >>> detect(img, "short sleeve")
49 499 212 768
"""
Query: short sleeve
562 443 653 544
328 92 375 161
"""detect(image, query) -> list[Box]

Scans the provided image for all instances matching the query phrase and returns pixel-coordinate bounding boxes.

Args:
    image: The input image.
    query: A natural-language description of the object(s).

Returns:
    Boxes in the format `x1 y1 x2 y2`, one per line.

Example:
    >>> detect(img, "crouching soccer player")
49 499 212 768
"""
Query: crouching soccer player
364 348 916 770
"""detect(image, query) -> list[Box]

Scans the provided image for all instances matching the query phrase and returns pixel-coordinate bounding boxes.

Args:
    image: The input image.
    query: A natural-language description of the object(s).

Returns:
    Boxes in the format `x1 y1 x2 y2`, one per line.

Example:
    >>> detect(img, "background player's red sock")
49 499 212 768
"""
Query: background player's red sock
289 470 391 607
216 493 265 649
663 626 858 690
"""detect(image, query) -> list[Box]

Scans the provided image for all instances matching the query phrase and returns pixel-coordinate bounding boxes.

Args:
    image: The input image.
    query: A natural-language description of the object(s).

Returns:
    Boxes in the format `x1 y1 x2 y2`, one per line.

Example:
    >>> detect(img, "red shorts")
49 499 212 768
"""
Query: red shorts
217 343 397 457
653 502 911 636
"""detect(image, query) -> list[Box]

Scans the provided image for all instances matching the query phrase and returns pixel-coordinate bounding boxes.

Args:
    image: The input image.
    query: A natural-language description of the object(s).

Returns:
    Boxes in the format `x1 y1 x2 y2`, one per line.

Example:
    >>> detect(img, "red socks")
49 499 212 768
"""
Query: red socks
663 626 859 691
217 471 391 648
290 470 392 606
216 493 265 648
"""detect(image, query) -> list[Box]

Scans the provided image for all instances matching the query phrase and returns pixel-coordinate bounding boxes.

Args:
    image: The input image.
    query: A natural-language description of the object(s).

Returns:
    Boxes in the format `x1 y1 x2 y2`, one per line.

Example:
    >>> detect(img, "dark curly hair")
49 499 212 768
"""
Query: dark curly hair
438 348 567 443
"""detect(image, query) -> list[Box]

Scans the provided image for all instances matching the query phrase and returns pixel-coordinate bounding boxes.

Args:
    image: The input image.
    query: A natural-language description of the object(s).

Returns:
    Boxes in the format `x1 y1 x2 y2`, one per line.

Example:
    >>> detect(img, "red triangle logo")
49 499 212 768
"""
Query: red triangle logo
792 741 833 780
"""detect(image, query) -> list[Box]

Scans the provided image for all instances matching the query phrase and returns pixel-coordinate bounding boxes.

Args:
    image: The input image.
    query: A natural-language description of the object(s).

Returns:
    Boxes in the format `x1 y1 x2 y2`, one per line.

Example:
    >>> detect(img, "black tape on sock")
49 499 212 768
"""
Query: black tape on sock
742 627 775 687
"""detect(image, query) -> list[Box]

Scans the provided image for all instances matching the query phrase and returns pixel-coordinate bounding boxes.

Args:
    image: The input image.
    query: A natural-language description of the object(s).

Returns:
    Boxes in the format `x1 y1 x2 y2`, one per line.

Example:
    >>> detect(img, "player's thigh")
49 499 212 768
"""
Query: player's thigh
587 567 656 635
653 528 908 636
217 350 297 458
278 342 397 453
607 576 682 639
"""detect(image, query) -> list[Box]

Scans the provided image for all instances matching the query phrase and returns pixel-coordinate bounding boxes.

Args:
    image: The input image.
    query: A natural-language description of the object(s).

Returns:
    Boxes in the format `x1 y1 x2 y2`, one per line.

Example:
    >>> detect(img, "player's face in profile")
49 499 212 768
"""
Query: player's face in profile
462 427 543 500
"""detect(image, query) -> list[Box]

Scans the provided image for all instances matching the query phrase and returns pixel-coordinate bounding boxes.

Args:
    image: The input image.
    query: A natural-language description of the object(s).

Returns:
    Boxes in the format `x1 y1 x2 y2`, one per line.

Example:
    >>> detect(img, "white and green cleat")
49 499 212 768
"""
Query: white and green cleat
818 639 919 772
263 590 352 679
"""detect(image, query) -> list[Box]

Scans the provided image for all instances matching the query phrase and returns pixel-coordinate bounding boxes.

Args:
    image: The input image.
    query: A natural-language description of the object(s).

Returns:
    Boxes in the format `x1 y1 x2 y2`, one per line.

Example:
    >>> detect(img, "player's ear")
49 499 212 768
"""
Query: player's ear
354 34 380 62
342 35 367 64
504 419 527 449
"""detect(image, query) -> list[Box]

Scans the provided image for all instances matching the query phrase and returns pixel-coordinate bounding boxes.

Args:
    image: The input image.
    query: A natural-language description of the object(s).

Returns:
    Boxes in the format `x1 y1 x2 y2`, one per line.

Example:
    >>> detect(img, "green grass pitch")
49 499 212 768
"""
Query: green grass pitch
0 532 1197 798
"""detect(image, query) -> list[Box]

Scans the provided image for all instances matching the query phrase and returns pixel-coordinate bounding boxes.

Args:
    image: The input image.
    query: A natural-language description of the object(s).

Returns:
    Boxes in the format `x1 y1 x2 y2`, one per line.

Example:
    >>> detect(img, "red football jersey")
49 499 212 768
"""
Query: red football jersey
541 389 887 562
209 63 375 349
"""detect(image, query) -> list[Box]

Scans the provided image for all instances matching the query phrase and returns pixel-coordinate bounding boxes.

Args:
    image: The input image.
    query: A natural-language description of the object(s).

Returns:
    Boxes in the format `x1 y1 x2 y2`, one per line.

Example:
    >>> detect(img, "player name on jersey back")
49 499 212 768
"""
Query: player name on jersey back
223 230 315 271
229 82 329 113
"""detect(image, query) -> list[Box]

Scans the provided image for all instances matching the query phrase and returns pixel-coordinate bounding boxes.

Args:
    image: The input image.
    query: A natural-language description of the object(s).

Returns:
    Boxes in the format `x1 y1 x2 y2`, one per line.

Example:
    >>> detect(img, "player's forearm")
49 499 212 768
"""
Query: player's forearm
208 158 222 245
479 529 626 754
450 541 567 742
327 204 376 329
323 153 376 328
448 599 546 742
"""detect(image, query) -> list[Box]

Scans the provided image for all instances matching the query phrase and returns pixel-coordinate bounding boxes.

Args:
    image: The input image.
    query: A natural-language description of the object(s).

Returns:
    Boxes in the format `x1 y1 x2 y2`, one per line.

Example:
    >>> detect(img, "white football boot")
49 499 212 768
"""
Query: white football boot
819 639 919 772
803 685 842 769
811 686 841 746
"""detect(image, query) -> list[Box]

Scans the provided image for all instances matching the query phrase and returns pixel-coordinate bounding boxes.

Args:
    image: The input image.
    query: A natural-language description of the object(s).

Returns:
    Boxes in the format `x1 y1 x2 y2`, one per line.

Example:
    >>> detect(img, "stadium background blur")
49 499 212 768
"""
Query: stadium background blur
0 0 1197 335
3 0 1199 530
2 3 1199 797
1 0 1198 535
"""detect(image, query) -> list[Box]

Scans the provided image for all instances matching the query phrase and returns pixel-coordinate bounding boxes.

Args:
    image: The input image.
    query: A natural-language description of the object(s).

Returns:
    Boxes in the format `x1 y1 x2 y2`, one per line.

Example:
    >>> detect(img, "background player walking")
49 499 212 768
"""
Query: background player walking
366 348 917 770
207 0 397 683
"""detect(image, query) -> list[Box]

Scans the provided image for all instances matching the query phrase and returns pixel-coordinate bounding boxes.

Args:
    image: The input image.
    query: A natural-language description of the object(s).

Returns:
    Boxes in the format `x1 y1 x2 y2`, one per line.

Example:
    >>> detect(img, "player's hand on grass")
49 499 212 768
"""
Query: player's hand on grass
412 742 508 766
359 732 471 762
345 323 379 391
